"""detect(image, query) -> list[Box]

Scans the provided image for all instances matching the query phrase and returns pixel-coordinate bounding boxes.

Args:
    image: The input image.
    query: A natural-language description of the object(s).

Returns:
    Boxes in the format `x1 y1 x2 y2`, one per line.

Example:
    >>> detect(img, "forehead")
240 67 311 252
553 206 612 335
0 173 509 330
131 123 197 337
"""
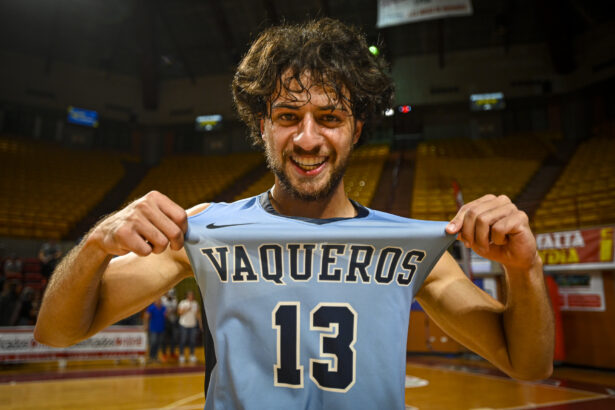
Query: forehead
270 70 350 110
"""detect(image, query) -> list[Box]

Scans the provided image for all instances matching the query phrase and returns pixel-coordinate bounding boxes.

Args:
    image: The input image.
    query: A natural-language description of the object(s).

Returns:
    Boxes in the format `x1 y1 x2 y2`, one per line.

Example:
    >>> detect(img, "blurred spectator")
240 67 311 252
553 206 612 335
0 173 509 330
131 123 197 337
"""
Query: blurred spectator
161 289 179 362
3 254 23 280
116 311 142 326
144 298 166 363
178 291 202 364
39 241 62 280
11 286 37 326
0 281 20 326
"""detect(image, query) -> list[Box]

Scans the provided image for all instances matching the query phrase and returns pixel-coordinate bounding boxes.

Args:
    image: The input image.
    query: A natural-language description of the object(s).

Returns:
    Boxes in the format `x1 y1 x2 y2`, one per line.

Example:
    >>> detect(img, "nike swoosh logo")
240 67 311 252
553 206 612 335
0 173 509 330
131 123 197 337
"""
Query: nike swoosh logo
206 223 255 229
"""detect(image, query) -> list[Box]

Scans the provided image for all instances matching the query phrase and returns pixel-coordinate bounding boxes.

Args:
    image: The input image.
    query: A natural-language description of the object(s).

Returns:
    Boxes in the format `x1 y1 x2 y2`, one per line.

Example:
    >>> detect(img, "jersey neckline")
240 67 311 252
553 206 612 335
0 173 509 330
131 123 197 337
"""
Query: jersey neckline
258 191 370 225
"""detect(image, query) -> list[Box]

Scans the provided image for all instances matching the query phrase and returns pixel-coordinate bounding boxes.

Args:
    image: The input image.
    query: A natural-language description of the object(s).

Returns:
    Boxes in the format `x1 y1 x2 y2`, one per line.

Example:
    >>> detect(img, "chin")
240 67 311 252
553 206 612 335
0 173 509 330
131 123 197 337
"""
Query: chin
279 175 336 202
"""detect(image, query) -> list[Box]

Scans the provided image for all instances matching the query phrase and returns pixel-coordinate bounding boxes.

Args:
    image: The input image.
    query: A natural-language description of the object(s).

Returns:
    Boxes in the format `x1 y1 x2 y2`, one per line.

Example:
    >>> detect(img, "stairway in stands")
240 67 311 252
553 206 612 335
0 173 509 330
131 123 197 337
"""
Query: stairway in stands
67 160 150 240
515 138 579 217
212 161 269 202
369 149 415 218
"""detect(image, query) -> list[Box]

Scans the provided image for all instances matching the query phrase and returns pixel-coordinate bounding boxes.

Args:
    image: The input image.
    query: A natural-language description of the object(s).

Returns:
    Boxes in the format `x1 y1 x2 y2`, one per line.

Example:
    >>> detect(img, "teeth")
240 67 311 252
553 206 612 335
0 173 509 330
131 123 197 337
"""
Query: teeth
292 156 326 170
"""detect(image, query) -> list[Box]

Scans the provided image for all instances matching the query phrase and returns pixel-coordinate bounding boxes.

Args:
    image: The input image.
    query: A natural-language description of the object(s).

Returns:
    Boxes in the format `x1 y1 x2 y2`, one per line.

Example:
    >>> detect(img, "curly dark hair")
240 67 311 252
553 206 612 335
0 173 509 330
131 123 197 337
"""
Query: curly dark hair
232 18 394 147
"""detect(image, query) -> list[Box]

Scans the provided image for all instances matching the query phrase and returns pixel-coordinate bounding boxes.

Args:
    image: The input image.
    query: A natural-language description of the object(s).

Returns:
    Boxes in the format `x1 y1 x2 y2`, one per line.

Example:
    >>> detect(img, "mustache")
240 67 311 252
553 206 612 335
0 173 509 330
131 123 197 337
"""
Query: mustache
284 146 329 157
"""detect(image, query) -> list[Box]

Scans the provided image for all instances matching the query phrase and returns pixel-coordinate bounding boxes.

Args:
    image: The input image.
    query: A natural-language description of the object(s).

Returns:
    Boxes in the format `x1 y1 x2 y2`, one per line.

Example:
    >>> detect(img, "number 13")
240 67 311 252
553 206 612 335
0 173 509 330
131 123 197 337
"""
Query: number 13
272 302 357 392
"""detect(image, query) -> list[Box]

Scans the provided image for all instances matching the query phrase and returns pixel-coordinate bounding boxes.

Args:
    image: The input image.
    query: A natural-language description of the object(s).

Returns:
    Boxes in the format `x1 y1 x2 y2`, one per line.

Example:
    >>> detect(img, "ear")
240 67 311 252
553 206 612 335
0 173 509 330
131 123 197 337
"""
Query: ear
352 120 364 145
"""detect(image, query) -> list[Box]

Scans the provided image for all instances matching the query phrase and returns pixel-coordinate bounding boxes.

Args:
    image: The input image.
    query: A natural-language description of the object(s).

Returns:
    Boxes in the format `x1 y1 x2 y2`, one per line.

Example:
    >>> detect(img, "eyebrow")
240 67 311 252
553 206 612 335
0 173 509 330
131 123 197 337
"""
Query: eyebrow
271 102 349 112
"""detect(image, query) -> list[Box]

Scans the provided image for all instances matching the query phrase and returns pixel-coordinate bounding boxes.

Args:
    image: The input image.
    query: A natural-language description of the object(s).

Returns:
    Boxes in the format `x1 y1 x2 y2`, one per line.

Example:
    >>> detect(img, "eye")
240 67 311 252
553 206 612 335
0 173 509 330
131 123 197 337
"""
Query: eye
275 112 297 123
320 113 342 125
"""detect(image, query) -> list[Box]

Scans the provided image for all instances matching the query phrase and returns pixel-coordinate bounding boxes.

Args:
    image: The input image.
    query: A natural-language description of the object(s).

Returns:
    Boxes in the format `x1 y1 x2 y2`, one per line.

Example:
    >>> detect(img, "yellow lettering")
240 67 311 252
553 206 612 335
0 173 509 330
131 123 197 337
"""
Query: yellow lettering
600 228 613 262
567 249 579 264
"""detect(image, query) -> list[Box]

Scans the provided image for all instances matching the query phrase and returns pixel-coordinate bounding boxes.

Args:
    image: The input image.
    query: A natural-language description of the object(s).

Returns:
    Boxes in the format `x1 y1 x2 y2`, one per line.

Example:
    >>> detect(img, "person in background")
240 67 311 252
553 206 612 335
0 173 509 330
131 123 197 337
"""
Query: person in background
144 298 166 363
3 253 23 281
38 241 62 280
177 291 202 364
11 286 36 326
0 281 20 326
161 288 179 362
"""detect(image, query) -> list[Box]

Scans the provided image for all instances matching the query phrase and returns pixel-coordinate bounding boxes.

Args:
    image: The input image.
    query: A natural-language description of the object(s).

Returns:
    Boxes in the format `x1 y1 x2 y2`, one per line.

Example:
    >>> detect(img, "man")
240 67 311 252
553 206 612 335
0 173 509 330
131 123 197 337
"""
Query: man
34 18 553 409
177 290 202 364
38 240 62 280
144 298 166 363
161 288 179 362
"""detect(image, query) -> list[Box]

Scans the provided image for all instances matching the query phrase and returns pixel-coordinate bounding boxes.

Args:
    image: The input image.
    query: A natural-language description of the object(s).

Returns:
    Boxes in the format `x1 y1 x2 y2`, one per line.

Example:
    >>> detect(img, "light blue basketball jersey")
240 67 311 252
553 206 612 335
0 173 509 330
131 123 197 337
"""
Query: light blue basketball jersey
184 192 456 410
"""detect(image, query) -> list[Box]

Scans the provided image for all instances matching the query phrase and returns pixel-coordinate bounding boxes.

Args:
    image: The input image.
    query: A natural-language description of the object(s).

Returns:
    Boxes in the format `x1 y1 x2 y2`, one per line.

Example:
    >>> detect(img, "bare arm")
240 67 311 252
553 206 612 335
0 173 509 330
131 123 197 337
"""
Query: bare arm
34 191 206 347
417 195 554 380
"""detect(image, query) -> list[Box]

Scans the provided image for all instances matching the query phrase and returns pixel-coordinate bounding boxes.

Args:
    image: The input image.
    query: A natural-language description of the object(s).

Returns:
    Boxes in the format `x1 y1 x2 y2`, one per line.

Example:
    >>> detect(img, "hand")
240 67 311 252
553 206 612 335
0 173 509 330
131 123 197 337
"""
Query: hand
445 194 537 270
90 191 188 257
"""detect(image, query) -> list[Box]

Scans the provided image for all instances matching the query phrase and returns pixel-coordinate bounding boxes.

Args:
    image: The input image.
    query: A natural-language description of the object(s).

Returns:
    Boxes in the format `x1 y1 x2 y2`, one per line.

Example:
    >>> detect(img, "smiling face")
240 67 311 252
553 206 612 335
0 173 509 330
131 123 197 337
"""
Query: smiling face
261 73 363 202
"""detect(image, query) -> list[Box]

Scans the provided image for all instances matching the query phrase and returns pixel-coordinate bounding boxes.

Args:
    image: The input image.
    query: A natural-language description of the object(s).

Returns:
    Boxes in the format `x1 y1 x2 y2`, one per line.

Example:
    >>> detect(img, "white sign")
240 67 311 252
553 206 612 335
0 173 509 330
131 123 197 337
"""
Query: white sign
377 0 473 28
0 326 146 362
553 272 606 312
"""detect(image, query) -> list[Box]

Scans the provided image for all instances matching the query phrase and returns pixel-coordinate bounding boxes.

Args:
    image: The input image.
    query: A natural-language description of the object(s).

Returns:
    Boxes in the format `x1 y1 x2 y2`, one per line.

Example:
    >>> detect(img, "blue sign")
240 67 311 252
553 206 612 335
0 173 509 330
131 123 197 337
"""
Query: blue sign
67 106 99 128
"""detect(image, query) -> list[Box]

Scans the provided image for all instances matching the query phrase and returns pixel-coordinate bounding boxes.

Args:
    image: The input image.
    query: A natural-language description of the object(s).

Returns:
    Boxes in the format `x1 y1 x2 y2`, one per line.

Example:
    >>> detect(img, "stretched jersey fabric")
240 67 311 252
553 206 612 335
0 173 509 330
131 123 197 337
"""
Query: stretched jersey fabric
184 192 456 410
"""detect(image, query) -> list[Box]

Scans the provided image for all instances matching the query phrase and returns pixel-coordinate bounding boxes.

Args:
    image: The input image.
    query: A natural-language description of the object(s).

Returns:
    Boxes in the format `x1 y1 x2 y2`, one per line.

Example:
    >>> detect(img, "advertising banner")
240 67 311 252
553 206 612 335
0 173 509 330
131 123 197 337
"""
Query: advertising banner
0 326 146 363
537 226 614 266
377 0 473 28
552 272 605 311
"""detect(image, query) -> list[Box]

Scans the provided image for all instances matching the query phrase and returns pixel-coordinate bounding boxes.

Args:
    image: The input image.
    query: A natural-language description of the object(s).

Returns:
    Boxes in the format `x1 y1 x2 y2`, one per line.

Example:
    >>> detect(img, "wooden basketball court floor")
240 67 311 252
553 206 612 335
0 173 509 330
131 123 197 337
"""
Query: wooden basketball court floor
1 350 614 409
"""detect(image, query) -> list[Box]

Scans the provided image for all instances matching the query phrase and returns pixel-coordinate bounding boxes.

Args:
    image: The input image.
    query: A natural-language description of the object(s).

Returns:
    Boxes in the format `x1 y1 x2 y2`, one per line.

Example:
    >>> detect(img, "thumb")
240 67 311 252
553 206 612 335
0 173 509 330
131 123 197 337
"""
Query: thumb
446 211 465 234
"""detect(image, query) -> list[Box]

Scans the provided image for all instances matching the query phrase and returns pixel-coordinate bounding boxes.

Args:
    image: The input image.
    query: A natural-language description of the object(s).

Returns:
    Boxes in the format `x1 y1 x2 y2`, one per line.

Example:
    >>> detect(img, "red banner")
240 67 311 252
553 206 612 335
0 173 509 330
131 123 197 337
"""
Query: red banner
536 226 614 265
0 326 146 363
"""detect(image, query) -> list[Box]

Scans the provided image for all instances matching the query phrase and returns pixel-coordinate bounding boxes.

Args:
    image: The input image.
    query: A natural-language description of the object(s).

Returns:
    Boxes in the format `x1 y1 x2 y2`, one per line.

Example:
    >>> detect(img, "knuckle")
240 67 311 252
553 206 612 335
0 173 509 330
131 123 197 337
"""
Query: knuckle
171 227 183 241
157 238 170 252
135 200 150 212
115 225 132 238
476 214 488 225
497 194 510 202
484 194 497 200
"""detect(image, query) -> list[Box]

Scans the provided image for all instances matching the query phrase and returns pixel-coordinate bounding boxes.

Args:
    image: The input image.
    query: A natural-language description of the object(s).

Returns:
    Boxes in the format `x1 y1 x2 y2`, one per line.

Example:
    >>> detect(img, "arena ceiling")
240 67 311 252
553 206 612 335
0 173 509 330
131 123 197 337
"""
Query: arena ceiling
0 0 613 82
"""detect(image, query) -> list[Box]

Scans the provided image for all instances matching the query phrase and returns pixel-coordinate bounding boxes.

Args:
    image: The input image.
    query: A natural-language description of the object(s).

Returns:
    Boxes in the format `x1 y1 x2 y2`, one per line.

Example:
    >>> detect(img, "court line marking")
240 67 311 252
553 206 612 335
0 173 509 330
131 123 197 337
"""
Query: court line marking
159 392 204 409
406 362 607 397
1 371 204 386
493 394 613 409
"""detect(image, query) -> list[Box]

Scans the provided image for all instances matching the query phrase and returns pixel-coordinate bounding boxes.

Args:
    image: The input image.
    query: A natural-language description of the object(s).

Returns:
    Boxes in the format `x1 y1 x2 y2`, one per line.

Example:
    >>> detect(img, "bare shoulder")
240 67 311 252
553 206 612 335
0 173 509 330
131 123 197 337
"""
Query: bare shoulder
187 203 210 217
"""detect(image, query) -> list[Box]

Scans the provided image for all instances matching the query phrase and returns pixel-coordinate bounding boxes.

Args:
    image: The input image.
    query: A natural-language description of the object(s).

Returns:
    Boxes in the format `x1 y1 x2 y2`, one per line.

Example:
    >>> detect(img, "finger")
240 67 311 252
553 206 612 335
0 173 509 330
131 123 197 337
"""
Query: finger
446 194 497 234
135 221 169 254
147 191 189 234
112 226 153 257
139 192 187 251
490 210 529 246
139 201 185 251
474 202 518 250
458 195 510 247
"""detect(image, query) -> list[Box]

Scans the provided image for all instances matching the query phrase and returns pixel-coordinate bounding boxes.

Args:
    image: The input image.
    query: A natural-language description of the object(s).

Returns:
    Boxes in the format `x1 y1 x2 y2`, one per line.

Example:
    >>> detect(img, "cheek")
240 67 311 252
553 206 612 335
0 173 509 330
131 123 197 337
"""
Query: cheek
268 126 294 150
324 128 354 154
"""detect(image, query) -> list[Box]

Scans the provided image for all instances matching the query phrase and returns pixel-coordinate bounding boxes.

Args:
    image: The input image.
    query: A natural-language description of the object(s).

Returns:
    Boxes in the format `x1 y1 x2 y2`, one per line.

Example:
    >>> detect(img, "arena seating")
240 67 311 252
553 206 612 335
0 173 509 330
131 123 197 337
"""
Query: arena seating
127 152 263 209
533 126 615 232
344 144 389 206
411 134 552 221
0 137 124 239
234 144 390 207
234 172 274 201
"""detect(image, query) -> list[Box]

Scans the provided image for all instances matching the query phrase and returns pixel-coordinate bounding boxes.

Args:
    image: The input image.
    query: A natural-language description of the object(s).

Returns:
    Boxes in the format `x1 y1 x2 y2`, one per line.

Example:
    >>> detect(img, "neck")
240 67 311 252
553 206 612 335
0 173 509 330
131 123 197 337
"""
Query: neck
270 181 356 219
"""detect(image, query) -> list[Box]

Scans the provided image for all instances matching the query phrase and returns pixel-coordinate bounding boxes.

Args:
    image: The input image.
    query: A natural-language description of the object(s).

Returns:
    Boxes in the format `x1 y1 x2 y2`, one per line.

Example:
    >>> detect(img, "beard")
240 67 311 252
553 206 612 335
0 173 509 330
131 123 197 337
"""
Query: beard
264 144 351 202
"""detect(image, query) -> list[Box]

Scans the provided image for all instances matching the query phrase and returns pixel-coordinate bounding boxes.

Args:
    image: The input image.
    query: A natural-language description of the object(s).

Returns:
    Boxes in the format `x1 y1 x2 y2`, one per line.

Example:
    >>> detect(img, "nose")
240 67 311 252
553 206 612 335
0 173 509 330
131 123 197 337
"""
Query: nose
293 113 322 153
